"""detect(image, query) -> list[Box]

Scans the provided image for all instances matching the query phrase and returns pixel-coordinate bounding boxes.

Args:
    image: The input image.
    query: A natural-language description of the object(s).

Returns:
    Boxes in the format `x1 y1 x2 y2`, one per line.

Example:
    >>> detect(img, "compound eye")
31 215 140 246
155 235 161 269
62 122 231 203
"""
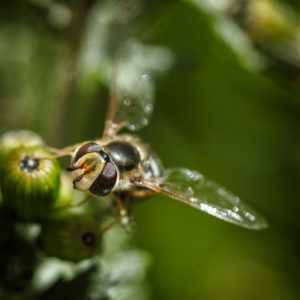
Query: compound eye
73 142 102 163
89 162 117 196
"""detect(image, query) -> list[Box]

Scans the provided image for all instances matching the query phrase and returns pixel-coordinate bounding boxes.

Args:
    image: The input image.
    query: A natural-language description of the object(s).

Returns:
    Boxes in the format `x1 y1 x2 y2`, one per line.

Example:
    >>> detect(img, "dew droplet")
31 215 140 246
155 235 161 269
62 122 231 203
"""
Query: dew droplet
128 124 136 131
233 206 239 213
121 216 130 225
228 211 242 221
217 188 227 197
141 74 150 80
194 173 203 180
141 118 148 125
124 98 131 106
245 212 255 222
190 197 198 203
144 103 153 113
187 186 194 194
200 203 217 214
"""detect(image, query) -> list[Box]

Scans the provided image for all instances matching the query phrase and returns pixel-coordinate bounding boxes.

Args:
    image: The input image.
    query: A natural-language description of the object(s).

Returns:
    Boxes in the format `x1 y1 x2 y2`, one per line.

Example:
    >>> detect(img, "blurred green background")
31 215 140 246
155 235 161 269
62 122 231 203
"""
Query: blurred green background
1 0 300 299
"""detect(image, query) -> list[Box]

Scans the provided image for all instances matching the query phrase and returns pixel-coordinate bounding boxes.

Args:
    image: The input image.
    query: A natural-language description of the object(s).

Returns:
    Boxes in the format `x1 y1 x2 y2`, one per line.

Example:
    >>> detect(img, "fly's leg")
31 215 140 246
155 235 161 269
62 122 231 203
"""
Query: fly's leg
118 193 138 232
114 193 127 217
100 216 122 235
100 194 133 235
125 195 132 217
38 143 82 160
54 193 94 210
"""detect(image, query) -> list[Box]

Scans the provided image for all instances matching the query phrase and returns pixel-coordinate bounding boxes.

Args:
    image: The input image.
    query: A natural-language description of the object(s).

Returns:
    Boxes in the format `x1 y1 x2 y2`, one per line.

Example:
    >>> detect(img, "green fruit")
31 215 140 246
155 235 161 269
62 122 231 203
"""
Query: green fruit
0 146 60 221
39 212 101 262
54 171 76 208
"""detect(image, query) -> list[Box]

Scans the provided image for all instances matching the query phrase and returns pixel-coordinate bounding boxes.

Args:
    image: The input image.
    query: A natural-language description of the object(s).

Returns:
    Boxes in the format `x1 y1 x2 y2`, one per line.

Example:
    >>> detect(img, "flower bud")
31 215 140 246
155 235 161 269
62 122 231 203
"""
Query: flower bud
0 130 44 164
0 146 60 221
54 171 76 208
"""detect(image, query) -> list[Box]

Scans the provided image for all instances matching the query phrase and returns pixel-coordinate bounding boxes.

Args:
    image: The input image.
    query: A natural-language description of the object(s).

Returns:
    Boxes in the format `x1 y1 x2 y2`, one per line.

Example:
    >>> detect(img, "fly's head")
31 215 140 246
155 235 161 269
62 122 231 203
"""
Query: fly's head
67 142 118 196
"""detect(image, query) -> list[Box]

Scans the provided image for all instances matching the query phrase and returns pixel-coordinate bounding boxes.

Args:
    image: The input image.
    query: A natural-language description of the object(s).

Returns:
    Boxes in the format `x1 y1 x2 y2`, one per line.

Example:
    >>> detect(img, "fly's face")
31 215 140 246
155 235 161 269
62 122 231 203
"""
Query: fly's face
67 142 118 196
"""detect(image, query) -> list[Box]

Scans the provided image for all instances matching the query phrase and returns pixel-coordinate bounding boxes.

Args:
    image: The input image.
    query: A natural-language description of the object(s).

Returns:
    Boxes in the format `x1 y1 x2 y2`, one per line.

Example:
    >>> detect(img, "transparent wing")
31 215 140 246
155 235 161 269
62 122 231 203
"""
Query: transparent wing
103 41 155 138
136 168 268 230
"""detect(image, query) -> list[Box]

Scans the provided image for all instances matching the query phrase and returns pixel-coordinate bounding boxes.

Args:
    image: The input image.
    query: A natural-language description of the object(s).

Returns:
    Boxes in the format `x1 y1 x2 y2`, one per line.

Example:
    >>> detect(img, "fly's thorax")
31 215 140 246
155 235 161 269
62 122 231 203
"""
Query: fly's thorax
99 135 164 193
68 142 118 196
104 140 140 172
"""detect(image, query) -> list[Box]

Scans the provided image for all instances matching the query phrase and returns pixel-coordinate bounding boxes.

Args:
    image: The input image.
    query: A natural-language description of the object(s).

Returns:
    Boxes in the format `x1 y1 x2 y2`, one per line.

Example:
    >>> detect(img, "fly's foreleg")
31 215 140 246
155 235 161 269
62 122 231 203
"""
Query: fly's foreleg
54 193 94 210
38 143 81 160
100 194 133 234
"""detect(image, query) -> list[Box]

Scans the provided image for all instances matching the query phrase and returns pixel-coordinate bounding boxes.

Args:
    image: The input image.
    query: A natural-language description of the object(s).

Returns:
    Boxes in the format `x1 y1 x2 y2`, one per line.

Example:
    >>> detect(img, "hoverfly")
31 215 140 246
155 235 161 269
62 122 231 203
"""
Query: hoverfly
44 45 267 231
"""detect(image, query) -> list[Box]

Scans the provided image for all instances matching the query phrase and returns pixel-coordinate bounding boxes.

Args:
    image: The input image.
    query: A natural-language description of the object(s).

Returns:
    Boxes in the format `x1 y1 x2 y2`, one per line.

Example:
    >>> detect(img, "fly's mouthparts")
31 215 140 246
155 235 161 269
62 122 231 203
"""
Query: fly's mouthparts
75 173 85 182
66 166 81 171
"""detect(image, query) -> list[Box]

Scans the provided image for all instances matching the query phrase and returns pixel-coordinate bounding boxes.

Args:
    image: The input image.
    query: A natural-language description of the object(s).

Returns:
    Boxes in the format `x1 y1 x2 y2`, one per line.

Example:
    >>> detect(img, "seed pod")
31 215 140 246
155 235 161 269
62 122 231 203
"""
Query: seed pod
0 130 44 164
39 212 101 262
0 146 60 221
